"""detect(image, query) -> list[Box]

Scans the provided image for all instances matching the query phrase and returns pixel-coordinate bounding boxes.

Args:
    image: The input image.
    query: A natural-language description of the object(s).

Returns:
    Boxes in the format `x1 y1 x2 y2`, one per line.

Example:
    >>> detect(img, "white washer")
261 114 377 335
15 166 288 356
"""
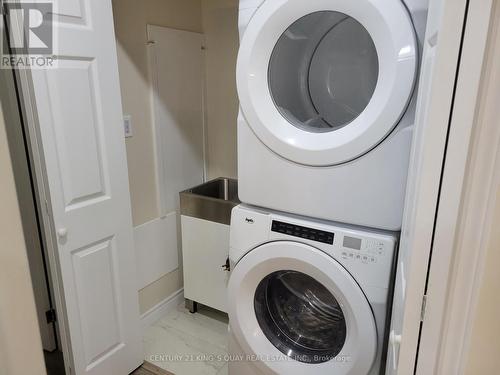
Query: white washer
228 205 398 375
237 0 428 230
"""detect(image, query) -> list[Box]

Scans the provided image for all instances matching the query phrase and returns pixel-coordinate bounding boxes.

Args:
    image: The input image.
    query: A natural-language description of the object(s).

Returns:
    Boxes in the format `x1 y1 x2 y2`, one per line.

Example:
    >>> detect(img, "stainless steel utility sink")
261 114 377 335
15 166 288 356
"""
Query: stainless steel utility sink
180 178 239 225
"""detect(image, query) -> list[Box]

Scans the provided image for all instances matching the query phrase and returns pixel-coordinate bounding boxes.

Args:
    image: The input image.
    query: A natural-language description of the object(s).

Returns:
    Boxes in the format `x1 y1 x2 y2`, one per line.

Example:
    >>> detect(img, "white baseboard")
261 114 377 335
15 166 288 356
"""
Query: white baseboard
140 288 184 332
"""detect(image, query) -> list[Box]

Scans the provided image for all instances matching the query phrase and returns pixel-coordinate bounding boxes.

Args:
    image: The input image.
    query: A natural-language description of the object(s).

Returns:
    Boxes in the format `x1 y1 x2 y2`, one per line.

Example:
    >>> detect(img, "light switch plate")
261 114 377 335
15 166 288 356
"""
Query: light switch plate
123 114 133 138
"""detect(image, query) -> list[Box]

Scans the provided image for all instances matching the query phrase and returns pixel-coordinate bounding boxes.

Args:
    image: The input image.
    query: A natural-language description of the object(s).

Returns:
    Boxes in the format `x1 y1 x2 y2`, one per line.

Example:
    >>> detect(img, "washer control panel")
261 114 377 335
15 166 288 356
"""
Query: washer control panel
231 205 397 289
268 218 393 266
340 250 378 264
271 220 387 264
271 220 334 245
339 236 388 264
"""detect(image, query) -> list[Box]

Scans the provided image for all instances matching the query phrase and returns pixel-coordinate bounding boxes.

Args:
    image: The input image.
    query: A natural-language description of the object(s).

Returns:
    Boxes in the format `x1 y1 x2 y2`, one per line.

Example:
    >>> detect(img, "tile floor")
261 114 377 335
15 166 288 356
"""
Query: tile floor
132 361 173 375
143 303 229 375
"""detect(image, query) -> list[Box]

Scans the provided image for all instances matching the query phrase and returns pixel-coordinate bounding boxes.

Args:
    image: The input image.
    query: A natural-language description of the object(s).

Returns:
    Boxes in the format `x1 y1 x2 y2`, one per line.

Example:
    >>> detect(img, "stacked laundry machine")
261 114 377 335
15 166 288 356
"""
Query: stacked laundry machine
228 0 428 374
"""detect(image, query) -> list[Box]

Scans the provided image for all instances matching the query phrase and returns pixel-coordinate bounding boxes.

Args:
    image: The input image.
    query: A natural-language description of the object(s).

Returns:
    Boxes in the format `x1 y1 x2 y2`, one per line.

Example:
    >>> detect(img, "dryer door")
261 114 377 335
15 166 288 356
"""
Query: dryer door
237 0 417 166
228 241 377 375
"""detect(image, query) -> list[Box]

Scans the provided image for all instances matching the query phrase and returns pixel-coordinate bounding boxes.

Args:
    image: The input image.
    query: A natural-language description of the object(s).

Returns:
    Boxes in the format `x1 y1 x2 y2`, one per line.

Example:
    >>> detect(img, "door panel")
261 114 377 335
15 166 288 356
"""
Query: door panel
72 238 122 366
385 44 437 375
45 60 108 207
53 0 84 20
19 1 143 374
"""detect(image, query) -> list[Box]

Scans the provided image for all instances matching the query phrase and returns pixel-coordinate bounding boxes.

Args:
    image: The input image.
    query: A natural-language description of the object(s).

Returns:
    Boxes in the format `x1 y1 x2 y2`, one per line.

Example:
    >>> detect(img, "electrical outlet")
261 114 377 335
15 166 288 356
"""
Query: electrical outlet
123 115 133 138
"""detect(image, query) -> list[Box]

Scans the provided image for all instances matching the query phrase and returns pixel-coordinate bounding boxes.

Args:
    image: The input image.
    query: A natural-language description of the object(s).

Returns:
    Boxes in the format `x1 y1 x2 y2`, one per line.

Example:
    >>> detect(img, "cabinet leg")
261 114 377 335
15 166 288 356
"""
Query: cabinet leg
185 299 198 314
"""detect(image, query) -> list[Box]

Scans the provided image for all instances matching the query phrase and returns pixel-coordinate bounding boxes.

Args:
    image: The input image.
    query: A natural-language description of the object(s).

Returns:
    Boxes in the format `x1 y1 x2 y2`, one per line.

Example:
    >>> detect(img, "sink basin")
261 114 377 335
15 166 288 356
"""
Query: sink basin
180 178 240 225
187 178 238 202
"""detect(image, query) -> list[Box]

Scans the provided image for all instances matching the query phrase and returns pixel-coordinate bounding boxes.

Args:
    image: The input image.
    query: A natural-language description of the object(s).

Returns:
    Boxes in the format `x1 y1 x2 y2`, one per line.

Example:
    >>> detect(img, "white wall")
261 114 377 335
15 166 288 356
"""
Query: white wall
464 3 500 371
112 0 203 314
464 188 500 374
112 0 203 227
112 0 240 222
112 0 240 315
202 0 240 179
0 74 46 375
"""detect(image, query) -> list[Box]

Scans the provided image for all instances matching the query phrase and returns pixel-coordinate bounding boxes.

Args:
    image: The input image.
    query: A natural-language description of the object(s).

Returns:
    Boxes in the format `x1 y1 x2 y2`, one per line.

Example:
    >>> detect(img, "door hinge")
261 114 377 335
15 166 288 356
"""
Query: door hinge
45 308 57 324
420 295 427 322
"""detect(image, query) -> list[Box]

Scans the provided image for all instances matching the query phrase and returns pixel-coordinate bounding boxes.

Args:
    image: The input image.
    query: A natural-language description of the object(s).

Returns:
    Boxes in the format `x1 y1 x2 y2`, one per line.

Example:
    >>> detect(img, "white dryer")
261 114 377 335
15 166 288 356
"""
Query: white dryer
228 205 398 375
236 0 428 230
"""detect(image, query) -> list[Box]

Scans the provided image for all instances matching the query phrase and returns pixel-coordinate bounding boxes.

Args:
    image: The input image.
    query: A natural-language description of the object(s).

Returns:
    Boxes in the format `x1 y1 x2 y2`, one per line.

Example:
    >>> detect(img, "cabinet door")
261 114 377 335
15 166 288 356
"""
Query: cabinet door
182 216 229 312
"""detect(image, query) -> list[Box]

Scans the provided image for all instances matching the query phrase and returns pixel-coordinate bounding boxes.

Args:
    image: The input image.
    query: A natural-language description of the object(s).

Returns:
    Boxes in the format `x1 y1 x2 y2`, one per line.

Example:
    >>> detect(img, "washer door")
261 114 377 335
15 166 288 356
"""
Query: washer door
237 0 417 166
228 242 377 375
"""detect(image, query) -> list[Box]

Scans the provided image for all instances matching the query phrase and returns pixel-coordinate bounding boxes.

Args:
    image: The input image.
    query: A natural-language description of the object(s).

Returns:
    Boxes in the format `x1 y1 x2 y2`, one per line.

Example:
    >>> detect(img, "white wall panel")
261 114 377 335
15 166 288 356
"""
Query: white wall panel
148 25 205 216
134 214 179 290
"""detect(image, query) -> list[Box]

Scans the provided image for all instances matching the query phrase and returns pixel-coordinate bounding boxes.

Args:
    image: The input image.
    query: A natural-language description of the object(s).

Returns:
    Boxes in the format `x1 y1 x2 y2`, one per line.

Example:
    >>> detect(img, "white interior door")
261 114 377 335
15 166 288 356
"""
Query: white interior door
11 1 143 374
385 0 469 373
148 25 205 217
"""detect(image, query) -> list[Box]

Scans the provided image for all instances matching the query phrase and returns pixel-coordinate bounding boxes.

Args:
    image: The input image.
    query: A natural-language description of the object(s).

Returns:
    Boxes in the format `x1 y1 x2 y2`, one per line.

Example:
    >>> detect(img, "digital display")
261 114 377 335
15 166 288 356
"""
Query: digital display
343 236 362 250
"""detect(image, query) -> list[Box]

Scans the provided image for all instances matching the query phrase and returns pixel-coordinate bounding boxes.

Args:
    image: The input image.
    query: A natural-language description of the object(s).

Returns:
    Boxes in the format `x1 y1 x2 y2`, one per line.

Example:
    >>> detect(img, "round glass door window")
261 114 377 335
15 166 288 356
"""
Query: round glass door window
254 270 347 364
268 11 379 133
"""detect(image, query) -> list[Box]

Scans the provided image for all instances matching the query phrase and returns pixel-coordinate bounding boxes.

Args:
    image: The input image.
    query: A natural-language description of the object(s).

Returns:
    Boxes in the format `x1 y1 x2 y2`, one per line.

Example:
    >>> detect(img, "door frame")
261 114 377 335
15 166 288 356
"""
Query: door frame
396 0 497 373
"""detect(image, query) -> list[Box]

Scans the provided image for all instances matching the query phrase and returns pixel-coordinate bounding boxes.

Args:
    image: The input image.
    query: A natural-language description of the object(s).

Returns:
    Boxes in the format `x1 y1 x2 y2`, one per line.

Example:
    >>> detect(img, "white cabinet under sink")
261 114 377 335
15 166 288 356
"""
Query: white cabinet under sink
181 216 231 313
180 178 239 313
